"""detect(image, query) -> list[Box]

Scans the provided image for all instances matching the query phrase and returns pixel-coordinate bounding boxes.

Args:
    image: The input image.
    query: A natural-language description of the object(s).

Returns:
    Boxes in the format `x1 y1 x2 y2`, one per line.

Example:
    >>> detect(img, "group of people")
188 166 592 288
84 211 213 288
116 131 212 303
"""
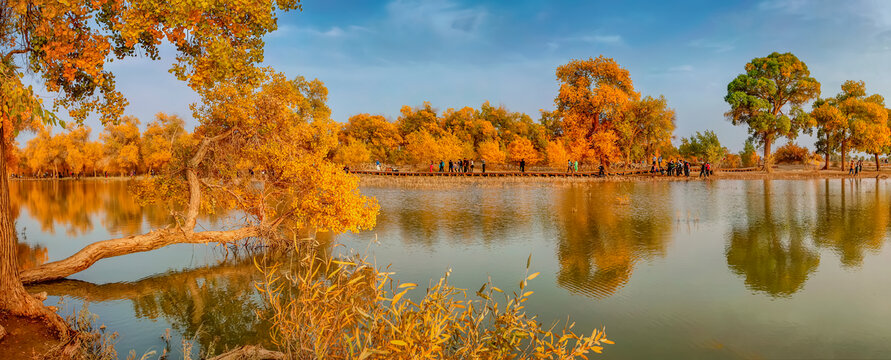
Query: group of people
650 158 714 178
438 159 486 173
848 160 864 175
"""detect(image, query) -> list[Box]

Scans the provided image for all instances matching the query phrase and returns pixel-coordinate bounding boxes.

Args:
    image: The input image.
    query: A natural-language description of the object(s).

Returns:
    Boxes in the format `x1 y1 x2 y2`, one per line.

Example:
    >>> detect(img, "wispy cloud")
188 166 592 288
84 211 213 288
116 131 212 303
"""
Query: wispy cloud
385 0 488 39
269 25 370 39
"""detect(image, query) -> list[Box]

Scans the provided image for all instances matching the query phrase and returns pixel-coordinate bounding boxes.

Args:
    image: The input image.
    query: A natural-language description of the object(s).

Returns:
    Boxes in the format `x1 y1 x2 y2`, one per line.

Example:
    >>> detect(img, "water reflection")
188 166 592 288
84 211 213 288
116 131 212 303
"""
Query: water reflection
553 183 672 298
13 179 891 358
813 179 890 267
725 180 820 297
31 257 272 351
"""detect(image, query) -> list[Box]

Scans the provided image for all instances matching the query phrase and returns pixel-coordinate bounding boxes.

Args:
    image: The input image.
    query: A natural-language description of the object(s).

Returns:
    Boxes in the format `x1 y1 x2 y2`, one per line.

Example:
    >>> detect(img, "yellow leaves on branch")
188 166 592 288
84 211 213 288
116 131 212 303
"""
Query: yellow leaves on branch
507 137 540 165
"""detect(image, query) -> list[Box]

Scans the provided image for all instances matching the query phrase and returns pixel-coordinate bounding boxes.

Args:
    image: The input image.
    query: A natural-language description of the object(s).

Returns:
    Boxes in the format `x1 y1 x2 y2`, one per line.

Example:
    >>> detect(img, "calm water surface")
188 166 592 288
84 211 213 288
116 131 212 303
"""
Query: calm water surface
12 179 891 359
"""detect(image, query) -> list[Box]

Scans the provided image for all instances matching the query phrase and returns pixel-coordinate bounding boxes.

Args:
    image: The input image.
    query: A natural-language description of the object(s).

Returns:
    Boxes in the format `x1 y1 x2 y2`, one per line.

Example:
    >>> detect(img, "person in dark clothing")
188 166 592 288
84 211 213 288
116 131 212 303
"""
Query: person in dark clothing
520 159 526 173
439 160 444 172
598 164 605 176
449 160 454 172
684 161 690 177
482 159 486 173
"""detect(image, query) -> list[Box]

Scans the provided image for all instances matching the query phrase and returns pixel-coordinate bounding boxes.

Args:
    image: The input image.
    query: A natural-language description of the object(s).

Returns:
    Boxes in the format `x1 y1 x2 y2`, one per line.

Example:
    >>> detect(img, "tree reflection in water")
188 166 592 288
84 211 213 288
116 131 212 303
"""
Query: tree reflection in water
725 180 820 297
813 179 890 267
553 182 673 298
726 179 891 297
28 239 335 353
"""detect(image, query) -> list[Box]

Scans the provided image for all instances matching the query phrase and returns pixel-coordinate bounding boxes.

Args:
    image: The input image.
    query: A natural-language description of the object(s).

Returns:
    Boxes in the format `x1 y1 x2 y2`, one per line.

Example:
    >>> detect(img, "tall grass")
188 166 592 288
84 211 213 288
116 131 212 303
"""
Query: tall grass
255 241 612 359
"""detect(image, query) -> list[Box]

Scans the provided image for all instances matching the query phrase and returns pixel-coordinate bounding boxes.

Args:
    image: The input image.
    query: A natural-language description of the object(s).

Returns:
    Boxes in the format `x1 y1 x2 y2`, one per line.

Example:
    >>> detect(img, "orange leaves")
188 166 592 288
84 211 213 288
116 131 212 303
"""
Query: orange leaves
553 56 662 167
507 137 540 165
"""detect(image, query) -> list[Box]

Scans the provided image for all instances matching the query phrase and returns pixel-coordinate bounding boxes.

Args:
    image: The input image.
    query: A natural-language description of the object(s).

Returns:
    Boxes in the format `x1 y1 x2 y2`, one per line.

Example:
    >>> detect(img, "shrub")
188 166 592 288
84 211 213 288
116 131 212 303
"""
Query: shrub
774 142 811 164
723 153 741 168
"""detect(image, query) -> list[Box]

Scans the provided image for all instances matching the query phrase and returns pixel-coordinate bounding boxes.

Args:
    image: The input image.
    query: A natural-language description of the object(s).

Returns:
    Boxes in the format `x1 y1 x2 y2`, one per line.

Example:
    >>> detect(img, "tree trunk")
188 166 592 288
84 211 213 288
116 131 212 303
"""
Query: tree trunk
20 227 260 284
822 149 830 170
763 136 773 173
840 141 847 171
875 153 881 171
0 126 69 337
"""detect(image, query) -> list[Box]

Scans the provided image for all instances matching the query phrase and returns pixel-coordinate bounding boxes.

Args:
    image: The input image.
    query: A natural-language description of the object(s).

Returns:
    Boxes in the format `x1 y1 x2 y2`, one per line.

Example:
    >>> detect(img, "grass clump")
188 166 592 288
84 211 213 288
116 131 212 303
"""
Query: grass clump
256 243 613 359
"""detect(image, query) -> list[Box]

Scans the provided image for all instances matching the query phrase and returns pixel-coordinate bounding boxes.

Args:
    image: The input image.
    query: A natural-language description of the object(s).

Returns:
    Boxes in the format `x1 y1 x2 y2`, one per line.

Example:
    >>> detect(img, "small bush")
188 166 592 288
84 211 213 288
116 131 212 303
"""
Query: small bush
774 142 811 164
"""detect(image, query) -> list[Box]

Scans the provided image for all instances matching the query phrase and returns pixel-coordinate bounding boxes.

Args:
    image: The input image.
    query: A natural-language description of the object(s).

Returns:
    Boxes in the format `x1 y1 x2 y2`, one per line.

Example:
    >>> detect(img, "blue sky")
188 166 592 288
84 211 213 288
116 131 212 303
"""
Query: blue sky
24 0 891 151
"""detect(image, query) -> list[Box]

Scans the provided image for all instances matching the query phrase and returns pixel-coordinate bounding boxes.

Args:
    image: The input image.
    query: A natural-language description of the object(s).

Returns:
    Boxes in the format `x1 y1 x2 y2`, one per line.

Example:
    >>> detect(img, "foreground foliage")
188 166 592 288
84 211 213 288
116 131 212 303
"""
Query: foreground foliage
257 244 612 359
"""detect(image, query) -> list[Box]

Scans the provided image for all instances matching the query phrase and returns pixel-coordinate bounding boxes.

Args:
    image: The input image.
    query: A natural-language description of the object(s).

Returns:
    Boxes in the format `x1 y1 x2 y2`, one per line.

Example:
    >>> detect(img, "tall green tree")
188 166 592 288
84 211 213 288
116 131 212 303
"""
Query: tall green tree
724 52 820 172
678 130 727 165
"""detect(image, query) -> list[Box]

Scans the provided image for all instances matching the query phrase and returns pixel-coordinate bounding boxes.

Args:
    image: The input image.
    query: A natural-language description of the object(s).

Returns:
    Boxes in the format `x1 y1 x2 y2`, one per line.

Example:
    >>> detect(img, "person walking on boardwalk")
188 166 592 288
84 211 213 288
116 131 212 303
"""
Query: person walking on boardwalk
449 159 454 172
520 159 526 173
470 160 475 173
439 160 444 172
482 159 486 173
598 164 605 176
429 162 434 172
574 160 579 173
567 160 573 173
376 160 381 171
849 160 855 175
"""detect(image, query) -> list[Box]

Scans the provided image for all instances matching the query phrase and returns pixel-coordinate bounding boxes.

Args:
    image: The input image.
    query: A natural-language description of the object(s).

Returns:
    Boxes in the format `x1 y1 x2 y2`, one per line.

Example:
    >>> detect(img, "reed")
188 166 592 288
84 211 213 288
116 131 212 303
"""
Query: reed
255 241 612 359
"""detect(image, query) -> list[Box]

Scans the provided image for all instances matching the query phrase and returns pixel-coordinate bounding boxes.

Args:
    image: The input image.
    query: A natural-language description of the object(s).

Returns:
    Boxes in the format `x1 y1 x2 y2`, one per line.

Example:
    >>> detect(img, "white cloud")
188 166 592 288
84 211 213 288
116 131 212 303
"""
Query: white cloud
385 0 488 39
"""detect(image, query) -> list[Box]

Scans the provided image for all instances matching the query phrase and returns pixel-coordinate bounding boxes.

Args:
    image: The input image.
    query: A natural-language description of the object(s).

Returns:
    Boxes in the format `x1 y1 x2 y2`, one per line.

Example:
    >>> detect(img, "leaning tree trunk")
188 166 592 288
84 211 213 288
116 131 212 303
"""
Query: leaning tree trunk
0 126 69 337
875 153 881 172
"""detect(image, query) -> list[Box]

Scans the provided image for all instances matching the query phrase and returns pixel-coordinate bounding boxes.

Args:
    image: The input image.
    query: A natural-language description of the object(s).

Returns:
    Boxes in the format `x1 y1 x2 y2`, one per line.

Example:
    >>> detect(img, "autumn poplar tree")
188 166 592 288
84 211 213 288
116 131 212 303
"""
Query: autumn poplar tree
0 0 302 336
141 113 187 173
614 95 676 169
813 81 889 170
555 56 639 167
724 52 820 172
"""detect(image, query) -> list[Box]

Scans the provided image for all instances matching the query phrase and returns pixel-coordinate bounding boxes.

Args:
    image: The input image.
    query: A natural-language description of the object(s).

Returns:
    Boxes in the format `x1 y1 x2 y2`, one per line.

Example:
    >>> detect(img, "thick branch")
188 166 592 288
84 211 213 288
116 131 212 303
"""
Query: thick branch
185 129 235 230
19 226 260 285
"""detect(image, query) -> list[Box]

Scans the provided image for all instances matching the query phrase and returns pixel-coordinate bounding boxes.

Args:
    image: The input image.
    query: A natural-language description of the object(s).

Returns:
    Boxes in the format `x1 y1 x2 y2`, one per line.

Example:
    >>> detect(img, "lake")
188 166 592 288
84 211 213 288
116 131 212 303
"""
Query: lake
13 178 891 359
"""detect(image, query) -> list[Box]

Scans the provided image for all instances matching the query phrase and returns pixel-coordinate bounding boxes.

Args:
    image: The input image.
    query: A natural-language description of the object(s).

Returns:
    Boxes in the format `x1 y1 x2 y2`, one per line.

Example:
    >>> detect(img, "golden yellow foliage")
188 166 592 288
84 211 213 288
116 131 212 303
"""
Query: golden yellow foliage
507 137 540 165
335 138 373 166
477 140 506 165
546 141 570 169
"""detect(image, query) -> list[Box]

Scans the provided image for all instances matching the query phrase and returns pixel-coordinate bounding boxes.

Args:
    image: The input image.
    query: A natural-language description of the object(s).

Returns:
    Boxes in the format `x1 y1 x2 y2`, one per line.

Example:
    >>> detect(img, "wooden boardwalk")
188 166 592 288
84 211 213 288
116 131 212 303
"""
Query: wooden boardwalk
349 167 759 177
